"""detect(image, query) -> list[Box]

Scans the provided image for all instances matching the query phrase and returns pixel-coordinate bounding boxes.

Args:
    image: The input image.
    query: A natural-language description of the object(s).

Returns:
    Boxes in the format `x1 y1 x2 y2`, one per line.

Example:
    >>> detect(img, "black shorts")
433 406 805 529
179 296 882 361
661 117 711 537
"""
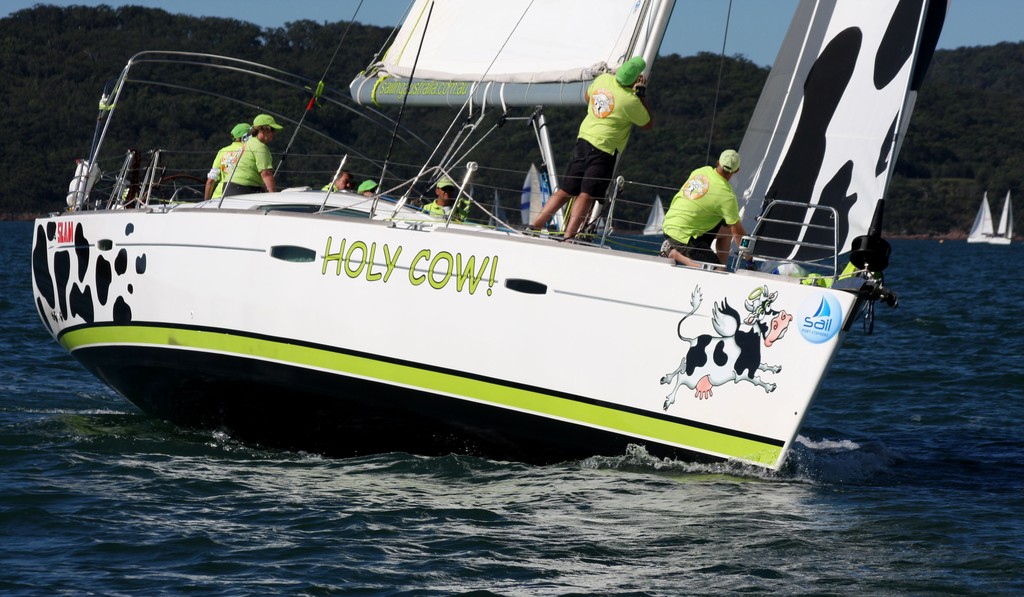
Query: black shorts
660 222 724 264
222 182 265 197
559 138 616 197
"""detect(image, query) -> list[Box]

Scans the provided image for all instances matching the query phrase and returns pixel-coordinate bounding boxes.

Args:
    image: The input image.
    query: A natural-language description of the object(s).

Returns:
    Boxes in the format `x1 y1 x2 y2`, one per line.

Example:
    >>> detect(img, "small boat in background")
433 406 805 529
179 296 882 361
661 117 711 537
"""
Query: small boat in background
968 190 1013 244
642 195 665 236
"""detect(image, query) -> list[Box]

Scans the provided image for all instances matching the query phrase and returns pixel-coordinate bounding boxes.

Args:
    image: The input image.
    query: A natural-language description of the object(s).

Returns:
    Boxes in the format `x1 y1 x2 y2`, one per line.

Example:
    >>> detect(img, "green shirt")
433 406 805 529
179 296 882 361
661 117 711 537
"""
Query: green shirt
208 141 243 199
422 199 469 222
577 73 650 155
663 165 740 243
227 137 273 188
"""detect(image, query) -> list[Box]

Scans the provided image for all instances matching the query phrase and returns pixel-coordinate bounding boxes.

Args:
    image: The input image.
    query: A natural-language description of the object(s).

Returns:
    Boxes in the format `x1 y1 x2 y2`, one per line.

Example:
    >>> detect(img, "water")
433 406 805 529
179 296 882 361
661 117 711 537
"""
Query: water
3 220 1022 595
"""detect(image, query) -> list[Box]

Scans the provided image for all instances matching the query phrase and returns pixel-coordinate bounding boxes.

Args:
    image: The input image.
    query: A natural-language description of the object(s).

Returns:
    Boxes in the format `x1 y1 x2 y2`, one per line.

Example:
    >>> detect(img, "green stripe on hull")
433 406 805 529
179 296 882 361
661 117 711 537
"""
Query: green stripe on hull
60 325 784 466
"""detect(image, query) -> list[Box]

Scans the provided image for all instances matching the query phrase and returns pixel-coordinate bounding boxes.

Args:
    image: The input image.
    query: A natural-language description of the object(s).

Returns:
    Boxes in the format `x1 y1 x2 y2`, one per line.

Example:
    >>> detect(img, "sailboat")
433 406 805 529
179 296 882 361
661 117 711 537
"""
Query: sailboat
992 190 1013 245
967 192 995 243
968 190 1013 244
31 0 946 471
520 163 559 229
643 195 665 236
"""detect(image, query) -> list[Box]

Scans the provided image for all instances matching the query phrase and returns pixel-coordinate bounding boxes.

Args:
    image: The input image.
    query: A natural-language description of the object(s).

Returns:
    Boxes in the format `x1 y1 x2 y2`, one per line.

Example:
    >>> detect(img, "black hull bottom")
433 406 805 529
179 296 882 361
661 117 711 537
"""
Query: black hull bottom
76 346 721 466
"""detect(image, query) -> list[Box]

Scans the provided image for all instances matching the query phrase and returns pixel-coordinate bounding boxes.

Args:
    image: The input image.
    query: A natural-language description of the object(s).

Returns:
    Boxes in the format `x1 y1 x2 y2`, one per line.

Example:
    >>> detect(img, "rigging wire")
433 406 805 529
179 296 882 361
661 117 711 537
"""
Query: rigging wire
704 0 734 166
386 0 540 216
275 0 367 175
374 1 435 216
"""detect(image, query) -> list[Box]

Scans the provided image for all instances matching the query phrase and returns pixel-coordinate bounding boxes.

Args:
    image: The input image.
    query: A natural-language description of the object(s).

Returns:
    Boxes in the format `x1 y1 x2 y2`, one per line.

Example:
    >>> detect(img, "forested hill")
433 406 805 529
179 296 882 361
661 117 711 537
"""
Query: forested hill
1 5 1021 237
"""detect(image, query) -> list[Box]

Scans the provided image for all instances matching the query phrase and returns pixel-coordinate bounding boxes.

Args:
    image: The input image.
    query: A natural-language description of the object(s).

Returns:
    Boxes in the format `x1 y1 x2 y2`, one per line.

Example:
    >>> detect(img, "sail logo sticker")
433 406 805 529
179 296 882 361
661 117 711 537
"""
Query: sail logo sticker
798 293 842 344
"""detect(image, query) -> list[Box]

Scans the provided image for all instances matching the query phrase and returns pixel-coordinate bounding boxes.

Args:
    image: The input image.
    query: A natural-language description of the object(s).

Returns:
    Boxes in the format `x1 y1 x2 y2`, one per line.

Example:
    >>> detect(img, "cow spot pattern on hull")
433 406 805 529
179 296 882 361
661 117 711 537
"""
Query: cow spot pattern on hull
33 220 143 329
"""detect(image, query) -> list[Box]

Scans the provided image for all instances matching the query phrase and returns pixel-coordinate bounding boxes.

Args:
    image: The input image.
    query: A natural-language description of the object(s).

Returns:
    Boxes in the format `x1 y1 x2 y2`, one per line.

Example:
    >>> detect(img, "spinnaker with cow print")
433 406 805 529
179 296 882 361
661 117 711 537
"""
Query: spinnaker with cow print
30 0 946 471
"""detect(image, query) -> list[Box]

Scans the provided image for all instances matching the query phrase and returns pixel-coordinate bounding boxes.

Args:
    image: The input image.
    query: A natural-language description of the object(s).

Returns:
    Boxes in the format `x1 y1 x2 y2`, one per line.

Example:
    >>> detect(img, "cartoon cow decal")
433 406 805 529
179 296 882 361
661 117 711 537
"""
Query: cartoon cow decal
661 285 793 410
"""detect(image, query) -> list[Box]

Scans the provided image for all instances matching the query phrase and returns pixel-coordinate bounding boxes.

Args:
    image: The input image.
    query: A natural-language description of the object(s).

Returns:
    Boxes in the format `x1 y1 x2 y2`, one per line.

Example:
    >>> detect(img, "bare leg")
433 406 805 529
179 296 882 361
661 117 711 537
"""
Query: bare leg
666 247 702 268
530 189 571 230
562 192 593 239
713 231 731 266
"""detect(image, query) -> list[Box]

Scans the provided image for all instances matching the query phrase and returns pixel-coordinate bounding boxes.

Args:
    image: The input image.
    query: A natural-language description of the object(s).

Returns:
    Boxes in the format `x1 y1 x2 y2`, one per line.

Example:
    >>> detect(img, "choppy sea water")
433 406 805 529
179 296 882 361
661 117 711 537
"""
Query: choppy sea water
2 220 1022 595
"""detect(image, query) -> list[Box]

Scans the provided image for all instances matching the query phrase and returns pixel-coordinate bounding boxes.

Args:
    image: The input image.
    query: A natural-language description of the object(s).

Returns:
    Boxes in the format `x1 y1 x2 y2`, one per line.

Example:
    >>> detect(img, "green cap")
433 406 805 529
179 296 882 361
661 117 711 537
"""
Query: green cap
719 149 741 173
436 176 456 190
230 123 251 139
615 56 646 86
357 180 377 193
252 114 283 130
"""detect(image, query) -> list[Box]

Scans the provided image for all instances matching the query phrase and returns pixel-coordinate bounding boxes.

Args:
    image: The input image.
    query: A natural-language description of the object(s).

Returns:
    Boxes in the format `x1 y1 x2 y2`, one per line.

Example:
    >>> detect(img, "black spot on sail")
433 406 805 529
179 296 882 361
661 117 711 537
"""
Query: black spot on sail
74 223 90 284
876 115 899 177
69 283 95 324
135 253 147 275
125 223 135 236
32 225 56 310
759 27 861 260
46 221 57 241
808 161 855 256
912 1 947 91
875 0 923 89
96 255 112 306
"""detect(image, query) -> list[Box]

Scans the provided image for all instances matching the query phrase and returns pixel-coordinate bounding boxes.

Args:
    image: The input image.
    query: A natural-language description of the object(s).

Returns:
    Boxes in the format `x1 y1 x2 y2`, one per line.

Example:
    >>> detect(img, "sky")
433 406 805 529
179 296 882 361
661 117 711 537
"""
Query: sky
4 1 1021 67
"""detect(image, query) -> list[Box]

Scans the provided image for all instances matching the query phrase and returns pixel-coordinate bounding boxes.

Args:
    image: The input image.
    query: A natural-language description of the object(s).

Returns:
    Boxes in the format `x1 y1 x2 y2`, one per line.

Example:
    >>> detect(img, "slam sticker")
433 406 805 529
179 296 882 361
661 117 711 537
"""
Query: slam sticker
798 293 842 344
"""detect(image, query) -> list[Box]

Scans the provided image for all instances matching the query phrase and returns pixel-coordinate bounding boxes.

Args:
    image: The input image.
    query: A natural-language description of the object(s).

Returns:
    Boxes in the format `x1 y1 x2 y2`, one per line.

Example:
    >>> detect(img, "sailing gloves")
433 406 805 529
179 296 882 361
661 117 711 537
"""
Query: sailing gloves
633 74 647 98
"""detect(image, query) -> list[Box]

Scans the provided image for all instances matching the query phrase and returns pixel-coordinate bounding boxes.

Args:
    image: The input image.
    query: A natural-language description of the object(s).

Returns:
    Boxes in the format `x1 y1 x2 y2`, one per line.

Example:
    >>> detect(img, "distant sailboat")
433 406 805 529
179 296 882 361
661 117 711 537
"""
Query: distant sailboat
991 191 1013 245
968 190 1013 244
520 163 560 229
643 195 665 235
967 192 995 244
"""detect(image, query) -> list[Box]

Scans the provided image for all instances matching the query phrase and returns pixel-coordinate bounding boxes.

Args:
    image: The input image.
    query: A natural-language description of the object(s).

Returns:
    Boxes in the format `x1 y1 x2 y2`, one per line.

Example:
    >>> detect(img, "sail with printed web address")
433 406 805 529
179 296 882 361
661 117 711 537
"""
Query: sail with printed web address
350 0 675 108
734 0 947 264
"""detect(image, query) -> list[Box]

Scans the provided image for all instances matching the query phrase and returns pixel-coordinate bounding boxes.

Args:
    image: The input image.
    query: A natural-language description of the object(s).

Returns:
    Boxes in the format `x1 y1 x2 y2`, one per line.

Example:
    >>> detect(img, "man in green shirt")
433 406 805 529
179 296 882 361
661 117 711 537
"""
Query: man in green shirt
661 149 748 268
421 177 469 222
530 56 652 240
223 114 283 196
204 122 249 200
322 170 354 193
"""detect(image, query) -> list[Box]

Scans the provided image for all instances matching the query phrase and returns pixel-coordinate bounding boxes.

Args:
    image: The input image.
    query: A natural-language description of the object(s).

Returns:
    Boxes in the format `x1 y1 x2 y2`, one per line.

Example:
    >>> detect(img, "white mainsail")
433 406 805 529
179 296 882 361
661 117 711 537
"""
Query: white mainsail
735 0 948 262
967 192 995 244
991 190 1013 245
643 195 665 235
351 0 676 107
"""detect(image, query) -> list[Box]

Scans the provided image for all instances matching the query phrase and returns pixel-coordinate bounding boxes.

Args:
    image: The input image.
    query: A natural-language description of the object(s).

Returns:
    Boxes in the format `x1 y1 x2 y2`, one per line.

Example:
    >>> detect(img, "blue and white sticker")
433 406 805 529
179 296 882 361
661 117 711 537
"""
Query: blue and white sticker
798 293 843 344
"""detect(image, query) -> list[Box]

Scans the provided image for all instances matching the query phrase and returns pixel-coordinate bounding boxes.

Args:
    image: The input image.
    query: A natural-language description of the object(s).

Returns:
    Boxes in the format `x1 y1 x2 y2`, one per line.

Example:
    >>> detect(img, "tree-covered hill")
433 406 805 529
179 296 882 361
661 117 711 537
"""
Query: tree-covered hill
1 5 1020 238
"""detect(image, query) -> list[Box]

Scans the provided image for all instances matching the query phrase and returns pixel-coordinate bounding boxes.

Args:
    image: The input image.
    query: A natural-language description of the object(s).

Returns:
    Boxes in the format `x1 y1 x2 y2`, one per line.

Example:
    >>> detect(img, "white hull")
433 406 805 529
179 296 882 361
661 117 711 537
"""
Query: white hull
31 193 864 469
33 0 946 470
